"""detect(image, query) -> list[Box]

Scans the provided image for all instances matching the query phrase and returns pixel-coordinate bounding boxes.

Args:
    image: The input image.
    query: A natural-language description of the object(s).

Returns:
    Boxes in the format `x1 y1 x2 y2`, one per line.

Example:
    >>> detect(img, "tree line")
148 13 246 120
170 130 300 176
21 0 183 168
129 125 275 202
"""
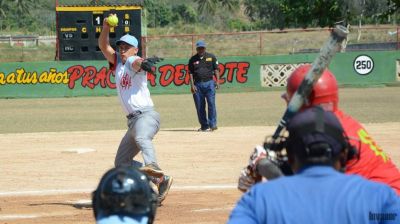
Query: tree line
0 0 398 35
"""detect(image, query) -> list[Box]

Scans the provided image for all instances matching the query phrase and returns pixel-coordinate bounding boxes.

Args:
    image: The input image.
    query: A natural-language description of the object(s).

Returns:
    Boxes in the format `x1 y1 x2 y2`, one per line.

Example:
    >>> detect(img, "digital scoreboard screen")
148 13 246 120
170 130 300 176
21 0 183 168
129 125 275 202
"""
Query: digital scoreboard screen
56 5 142 61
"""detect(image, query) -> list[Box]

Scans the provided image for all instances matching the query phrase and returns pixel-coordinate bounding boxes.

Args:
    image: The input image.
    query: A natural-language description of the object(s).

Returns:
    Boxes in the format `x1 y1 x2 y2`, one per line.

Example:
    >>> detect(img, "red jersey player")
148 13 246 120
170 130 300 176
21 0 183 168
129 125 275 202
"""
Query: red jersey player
239 64 400 195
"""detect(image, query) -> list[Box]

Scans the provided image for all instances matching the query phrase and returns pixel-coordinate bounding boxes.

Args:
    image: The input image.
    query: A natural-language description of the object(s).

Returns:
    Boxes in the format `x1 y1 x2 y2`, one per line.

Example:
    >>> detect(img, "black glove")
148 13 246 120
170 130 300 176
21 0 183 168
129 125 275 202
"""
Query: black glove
263 135 294 176
141 56 164 74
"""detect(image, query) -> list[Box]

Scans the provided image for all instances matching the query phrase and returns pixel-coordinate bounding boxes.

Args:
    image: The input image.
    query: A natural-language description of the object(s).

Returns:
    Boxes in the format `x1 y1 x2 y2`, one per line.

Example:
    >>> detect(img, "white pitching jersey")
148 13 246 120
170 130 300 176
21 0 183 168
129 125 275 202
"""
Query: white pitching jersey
112 54 154 115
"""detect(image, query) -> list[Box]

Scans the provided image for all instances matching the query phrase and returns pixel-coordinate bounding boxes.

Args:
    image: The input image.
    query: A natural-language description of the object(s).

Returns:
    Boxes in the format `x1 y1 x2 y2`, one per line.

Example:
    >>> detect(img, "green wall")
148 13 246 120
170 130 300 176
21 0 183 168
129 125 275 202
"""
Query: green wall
0 50 398 98
331 51 399 85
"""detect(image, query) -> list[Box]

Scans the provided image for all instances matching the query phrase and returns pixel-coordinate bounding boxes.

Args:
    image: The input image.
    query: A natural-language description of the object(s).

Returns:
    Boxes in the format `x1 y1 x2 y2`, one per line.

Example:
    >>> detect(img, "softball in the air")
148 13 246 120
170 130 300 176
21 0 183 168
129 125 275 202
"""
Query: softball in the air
107 14 118 27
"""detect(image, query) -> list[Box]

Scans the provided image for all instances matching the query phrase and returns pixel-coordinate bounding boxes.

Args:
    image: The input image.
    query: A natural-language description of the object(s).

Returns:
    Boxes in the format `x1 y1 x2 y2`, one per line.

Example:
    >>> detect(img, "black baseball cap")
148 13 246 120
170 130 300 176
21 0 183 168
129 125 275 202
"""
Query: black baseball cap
287 107 346 157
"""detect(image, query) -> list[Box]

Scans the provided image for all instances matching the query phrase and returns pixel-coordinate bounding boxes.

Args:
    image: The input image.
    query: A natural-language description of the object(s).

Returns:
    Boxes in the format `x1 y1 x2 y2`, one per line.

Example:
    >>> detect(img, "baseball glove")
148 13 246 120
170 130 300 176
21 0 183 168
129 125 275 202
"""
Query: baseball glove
141 56 164 75
237 144 287 192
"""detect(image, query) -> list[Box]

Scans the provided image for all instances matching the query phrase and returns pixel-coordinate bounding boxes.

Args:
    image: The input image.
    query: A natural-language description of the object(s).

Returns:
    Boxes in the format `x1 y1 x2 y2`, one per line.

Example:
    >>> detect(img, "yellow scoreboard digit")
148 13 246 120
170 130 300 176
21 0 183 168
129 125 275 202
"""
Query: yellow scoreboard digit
56 5 143 61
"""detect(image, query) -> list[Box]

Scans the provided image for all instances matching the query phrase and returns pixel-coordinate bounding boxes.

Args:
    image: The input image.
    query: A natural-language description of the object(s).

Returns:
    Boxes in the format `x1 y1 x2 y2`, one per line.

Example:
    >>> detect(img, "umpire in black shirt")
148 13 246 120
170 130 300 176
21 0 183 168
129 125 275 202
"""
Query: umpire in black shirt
188 40 220 132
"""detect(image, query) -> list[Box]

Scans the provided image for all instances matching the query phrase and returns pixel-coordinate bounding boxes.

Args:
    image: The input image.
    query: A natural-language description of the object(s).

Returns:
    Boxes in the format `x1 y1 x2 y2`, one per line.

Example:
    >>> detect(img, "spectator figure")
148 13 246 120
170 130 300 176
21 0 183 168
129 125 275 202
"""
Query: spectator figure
188 40 220 131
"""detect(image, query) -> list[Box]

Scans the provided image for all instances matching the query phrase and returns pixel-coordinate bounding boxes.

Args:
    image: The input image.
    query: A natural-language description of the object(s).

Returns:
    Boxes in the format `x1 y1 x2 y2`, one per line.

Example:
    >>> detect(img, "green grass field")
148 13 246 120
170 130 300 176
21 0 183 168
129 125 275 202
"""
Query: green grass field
1 86 399 134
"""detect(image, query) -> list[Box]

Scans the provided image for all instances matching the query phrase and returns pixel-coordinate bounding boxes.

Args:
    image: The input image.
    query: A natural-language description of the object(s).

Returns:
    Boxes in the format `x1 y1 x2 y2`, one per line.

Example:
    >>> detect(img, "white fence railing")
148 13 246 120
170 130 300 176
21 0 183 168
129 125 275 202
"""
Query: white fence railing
0 35 56 47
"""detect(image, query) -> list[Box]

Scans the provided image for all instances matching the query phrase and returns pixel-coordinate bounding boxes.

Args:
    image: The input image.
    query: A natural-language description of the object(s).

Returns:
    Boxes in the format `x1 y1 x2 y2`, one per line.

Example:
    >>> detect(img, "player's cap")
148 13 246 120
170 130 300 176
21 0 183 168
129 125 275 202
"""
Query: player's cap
116 34 138 48
287 106 346 157
196 40 206 48
97 215 148 224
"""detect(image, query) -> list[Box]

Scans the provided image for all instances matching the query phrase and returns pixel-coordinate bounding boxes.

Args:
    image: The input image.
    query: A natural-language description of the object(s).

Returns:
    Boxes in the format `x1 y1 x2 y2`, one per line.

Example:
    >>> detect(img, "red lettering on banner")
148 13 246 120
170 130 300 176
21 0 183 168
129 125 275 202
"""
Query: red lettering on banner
147 72 156 87
68 65 84 89
67 65 115 89
217 64 226 84
174 64 188 86
66 61 249 89
157 61 250 87
96 67 115 88
225 62 237 83
236 62 249 83
82 66 97 88
159 64 175 87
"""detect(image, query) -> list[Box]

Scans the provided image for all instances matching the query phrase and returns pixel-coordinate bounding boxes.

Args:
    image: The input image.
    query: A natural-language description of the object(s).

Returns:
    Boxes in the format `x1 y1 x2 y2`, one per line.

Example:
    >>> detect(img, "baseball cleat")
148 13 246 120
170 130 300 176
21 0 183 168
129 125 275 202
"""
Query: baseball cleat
158 175 173 204
140 163 164 178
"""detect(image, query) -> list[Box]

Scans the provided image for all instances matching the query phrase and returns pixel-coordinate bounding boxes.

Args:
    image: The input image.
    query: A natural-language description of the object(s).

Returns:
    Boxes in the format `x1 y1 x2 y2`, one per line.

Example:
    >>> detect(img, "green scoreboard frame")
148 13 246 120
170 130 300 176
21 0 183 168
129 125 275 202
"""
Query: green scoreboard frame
55 5 142 61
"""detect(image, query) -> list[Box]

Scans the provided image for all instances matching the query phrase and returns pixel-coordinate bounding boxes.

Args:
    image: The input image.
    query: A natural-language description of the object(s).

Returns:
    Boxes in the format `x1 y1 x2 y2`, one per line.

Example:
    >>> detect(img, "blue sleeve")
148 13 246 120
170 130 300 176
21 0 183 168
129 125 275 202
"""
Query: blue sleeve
227 189 259 224
125 56 135 73
381 188 400 224
125 56 145 75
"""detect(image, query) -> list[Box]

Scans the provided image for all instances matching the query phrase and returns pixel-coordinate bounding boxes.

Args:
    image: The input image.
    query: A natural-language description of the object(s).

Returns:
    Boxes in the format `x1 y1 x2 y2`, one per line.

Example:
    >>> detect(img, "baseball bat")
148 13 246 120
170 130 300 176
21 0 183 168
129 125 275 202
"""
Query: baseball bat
266 25 349 148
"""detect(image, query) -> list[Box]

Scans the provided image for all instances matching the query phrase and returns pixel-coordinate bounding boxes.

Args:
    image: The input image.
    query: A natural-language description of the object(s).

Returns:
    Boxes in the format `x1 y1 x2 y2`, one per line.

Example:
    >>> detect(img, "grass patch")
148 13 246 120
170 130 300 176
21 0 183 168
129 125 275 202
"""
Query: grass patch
0 87 399 134
0 44 55 62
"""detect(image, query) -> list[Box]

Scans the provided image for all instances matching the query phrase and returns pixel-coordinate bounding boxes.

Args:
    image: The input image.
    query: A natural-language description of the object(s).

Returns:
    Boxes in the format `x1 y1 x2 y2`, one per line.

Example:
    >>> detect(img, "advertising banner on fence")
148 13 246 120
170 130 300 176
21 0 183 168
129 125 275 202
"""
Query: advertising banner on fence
0 58 255 98
0 51 398 98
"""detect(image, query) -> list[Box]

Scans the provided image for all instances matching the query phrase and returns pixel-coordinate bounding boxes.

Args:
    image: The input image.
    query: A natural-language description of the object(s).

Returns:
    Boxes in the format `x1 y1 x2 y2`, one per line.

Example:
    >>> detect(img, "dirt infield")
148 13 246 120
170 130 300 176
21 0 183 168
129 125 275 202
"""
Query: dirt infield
1 124 399 224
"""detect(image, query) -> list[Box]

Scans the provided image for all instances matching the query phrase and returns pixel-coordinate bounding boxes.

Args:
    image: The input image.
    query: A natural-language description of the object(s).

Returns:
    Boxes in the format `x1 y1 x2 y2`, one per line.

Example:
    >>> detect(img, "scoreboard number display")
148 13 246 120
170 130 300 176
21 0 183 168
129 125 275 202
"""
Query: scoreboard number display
56 5 143 60
93 14 104 26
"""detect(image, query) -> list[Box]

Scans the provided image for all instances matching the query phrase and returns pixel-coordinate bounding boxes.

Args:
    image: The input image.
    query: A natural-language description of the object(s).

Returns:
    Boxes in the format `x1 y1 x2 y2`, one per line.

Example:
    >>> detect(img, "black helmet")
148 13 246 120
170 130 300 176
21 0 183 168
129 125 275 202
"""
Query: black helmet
92 167 157 224
286 106 357 166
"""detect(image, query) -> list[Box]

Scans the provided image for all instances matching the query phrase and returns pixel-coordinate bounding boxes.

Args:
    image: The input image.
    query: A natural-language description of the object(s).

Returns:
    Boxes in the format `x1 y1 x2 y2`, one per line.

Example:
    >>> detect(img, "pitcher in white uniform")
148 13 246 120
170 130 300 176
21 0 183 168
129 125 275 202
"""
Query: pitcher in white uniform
98 14 173 204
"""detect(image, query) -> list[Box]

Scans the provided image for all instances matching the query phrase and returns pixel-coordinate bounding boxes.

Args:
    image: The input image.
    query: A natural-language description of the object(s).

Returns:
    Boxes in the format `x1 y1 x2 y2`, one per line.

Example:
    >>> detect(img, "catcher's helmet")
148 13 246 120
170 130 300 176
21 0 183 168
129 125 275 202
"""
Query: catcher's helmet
285 64 338 110
285 106 358 169
286 106 347 157
92 167 157 224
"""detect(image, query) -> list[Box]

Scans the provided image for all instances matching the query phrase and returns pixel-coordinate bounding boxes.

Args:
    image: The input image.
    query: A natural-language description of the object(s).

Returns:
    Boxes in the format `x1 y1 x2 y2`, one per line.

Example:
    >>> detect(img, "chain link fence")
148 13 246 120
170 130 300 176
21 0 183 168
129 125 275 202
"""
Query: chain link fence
0 25 398 62
144 25 400 59
0 36 56 62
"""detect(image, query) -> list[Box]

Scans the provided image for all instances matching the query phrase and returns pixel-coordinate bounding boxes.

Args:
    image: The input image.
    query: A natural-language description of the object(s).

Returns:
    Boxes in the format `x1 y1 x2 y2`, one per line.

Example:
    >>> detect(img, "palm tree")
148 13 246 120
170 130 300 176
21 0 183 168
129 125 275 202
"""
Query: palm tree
14 0 36 15
0 0 8 18
194 0 219 15
195 0 239 15
219 0 240 12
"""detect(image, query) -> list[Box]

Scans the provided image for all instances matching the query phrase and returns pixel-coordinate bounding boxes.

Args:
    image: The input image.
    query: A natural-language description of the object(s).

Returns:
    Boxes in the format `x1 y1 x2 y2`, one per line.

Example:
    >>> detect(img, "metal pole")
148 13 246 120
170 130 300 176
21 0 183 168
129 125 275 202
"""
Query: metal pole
397 26 399 50
192 35 195 56
259 32 262 55
55 0 59 60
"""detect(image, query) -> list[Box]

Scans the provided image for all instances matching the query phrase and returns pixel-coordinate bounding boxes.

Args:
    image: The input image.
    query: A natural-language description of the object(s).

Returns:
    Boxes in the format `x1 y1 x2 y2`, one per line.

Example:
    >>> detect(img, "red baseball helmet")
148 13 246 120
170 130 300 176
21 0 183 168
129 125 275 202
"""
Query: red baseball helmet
285 64 338 110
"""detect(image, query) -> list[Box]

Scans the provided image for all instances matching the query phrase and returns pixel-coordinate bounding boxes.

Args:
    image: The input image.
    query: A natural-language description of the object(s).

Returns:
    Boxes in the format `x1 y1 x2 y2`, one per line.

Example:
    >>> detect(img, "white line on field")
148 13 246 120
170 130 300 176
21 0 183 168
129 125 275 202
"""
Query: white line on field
0 184 237 197
0 189 93 196
173 184 236 190
0 214 38 220
0 212 75 221
192 206 234 212
0 206 235 221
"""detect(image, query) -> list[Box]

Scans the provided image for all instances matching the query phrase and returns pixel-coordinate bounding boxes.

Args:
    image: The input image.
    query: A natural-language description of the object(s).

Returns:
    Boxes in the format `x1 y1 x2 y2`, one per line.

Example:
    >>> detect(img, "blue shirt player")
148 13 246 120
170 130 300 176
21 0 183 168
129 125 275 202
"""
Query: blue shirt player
228 107 400 224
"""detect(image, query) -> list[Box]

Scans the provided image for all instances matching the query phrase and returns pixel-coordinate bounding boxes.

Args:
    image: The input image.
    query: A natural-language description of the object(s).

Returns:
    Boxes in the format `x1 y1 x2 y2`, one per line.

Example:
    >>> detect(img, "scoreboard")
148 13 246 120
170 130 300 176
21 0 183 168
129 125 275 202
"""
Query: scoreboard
55 5 143 61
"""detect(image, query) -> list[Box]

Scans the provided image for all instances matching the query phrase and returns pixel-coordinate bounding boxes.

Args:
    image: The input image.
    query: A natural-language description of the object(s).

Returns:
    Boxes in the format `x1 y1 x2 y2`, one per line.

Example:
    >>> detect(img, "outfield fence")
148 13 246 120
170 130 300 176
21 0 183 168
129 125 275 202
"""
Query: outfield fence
0 25 398 62
143 25 400 58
